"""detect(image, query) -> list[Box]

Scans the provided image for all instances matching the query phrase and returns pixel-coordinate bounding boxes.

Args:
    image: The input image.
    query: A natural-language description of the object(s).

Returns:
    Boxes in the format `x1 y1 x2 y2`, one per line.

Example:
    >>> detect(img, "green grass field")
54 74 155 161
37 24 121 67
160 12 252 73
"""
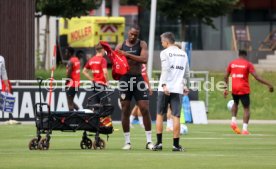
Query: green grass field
0 123 276 169
36 68 276 120
203 72 276 119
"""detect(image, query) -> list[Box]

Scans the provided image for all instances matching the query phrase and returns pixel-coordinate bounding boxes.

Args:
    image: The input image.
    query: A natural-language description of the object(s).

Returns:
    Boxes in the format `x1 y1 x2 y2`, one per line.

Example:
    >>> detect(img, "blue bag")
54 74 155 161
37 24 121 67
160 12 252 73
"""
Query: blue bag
182 95 192 123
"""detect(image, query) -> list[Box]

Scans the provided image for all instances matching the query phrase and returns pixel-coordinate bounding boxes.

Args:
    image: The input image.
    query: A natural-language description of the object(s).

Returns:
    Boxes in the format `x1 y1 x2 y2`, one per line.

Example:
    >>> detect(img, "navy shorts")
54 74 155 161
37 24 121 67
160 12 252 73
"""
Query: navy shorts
88 82 108 105
66 87 79 97
156 91 183 118
232 94 250 108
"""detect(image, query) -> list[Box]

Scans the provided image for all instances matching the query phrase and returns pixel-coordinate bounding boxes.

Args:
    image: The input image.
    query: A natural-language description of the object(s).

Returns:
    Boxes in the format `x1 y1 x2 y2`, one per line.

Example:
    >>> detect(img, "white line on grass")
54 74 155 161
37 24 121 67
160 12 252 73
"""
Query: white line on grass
1 151 276 158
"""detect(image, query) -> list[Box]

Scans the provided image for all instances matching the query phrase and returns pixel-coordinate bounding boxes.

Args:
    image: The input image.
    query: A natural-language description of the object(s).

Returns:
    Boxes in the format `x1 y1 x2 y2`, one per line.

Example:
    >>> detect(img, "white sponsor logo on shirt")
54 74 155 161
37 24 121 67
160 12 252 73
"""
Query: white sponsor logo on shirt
232 74 244 78
91 70 100 73
231 64 246 68
89 61 100 65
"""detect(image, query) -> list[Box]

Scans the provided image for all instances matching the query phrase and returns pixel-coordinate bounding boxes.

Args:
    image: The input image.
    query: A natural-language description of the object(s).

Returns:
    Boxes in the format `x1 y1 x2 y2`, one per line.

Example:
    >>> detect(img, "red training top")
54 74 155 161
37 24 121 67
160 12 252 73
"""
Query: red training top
227 58 255 95
84 55 107 85
141 64 149 83
1 80 12 93
66 56 80 87
141 64 147 79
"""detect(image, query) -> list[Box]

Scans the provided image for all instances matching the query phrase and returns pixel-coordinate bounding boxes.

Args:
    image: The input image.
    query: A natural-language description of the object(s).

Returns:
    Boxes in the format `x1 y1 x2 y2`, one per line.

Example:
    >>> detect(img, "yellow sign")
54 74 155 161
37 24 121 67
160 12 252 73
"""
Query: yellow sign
70 26 92 42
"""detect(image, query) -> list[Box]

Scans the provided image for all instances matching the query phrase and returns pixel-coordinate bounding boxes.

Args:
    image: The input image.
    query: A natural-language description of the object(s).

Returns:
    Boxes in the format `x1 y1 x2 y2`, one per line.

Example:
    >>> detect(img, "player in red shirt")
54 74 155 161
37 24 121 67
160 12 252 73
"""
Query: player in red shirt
224 50 274 135
65 47 81 111
82 43 109 105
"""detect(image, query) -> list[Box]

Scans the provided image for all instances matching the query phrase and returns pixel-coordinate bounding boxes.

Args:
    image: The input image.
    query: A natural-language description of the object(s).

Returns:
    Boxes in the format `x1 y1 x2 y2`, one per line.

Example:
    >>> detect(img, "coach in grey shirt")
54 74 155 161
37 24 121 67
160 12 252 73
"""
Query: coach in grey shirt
0 55 9 92
152 32 190 152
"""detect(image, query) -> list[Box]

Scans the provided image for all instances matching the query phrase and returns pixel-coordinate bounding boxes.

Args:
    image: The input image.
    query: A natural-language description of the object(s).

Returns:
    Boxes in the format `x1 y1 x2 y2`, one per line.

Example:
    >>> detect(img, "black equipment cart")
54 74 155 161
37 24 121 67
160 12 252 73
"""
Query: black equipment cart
28 78 114 150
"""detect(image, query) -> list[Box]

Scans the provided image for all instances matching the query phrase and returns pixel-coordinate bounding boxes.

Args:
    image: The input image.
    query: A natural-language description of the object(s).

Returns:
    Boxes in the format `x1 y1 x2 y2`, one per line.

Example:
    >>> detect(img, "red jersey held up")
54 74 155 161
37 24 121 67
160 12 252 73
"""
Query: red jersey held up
66 56 80 87
111 50 129 80
227 58 255 95
100 41 129 80
84 55 107 85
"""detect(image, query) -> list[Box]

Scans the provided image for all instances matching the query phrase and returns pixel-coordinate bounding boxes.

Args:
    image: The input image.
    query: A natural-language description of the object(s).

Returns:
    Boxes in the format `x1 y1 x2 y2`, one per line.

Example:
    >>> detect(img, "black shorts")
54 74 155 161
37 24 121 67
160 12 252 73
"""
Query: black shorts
118 74 149 101
156 92 183 118
88 82 108 105
232 94 250 108
66 87 79 97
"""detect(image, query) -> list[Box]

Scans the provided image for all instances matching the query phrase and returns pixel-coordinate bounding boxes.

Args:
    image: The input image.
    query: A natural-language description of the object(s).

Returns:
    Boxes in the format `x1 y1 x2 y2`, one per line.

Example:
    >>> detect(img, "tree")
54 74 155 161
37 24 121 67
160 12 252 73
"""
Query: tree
124 0 239 40
35 0 102 69
36 0 102 18
157 0 238 27
157 0 239 41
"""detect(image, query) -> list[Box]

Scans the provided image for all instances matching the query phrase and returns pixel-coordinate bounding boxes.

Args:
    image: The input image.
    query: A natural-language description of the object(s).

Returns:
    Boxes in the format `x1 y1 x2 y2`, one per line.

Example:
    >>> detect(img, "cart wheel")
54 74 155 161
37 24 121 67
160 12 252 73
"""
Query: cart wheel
93 138 106 150
80 138 92 149
28 138 39 150
38 138 50 150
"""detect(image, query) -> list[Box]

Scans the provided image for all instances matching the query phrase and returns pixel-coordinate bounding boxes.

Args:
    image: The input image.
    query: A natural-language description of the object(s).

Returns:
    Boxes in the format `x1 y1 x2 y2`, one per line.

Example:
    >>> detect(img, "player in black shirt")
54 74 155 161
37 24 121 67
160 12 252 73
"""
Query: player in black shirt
115 25 153 150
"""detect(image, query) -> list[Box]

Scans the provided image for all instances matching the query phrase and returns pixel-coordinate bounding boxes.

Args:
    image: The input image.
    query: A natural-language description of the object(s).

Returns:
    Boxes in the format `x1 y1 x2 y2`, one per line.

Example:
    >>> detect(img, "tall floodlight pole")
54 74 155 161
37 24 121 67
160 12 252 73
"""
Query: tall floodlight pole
112 0 119 16
96 0 106 16
101 0 106 16
147 0 157 80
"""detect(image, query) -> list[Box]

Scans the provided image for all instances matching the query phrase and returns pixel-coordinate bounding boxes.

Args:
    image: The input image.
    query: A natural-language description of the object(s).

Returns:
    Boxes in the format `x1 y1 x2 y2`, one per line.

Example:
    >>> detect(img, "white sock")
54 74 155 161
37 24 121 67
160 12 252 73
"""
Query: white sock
231 117 237 123
145 130 152 143
166 119 170 128
167 119 173 129
129 115 135 124
124 132 131 144
170 119 173 128
138 116 143 125
243 123 248 131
